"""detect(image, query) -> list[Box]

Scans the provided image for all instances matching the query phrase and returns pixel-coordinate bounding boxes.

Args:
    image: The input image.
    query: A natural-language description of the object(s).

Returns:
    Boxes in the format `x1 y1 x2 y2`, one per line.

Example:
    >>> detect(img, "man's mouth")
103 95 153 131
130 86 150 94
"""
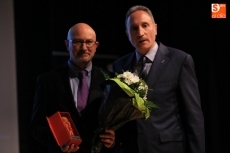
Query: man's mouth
138 39 147 43
78 50 89 55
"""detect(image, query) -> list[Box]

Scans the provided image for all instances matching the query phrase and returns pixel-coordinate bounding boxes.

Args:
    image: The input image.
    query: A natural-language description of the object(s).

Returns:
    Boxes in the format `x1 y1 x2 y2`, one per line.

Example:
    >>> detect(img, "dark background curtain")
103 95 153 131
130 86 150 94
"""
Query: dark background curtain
14 1 230 153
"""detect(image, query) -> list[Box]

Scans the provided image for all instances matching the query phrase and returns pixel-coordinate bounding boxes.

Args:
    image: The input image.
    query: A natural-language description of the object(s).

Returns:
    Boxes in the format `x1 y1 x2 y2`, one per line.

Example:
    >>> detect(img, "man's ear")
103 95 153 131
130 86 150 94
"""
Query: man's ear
64 40 69 50
95 41 99 49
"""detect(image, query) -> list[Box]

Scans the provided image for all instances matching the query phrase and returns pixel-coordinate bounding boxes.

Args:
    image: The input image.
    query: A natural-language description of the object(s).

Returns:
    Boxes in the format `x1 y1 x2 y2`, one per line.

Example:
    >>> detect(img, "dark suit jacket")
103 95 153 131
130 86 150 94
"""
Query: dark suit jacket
112 42 205 153
31 63 111 153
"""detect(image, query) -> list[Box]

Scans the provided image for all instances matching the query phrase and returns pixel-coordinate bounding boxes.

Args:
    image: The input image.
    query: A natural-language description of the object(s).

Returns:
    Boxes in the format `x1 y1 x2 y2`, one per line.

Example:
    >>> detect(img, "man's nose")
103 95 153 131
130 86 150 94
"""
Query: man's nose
137 27 144 37
80 42 88 50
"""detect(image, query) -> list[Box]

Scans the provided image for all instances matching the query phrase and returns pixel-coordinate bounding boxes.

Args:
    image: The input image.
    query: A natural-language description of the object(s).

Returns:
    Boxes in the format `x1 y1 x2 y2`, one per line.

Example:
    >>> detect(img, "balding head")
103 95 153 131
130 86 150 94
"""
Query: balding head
67 23 96 40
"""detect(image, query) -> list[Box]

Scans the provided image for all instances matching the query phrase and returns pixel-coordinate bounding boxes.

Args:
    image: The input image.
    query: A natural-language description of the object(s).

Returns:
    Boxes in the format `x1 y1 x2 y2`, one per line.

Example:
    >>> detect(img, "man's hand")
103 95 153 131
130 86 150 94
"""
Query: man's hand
61 144 79 153
100 129 115 148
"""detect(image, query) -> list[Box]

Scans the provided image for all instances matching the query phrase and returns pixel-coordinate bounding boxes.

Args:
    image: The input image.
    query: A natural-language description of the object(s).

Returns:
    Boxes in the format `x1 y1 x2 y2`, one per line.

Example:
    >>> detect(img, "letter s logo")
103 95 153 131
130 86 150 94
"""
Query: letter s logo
212 4 220 12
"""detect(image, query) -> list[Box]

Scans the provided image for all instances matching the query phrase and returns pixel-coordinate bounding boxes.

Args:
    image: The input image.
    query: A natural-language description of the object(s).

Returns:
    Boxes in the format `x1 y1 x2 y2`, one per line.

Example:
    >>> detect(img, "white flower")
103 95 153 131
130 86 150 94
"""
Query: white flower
104 70 158 119
117 71 139 85
116 71 150 100
130 75 139 83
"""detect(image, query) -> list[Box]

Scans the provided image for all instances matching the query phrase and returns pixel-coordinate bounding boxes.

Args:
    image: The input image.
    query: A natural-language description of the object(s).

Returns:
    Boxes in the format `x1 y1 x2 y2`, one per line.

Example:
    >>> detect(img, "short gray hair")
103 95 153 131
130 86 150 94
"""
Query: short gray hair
125 5 155 30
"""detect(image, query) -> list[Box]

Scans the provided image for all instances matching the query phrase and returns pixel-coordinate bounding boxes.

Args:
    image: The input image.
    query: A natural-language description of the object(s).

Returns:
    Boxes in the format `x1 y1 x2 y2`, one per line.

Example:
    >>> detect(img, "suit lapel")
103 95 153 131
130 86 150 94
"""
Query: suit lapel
146 43 170 86
59 64 79 116
87 66 104 105
124 53 136 72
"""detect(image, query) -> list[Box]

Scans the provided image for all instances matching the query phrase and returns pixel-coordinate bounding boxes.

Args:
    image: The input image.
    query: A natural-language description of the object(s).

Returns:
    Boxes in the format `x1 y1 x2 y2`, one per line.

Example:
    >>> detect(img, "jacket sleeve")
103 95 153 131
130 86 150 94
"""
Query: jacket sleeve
179 54 205 153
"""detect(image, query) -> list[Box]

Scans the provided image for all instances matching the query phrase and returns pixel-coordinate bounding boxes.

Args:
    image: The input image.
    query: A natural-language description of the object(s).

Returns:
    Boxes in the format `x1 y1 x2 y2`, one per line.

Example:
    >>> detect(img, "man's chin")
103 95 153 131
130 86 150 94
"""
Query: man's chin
79 57 92 63
137 46 150 55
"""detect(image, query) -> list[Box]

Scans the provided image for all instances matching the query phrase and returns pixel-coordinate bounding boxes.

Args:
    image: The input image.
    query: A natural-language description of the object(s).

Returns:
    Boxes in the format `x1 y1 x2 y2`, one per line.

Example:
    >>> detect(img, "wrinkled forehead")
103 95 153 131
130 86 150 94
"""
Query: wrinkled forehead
126 10 154 29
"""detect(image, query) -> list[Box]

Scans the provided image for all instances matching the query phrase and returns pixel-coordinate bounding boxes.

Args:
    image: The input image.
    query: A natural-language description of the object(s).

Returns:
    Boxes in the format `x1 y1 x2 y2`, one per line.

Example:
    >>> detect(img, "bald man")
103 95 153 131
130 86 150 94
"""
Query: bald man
31 23 115 153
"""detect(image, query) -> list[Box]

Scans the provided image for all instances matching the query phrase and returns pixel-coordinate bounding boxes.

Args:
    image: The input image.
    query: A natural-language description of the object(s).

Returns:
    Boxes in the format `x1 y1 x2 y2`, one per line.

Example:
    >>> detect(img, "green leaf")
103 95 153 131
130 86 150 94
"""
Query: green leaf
100 69 110 79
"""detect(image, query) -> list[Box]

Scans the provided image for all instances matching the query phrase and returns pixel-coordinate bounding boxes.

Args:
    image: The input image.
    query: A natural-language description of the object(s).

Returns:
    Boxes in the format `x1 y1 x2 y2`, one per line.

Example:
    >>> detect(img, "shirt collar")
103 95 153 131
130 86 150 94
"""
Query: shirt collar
135 42 158 62
68 60 92 77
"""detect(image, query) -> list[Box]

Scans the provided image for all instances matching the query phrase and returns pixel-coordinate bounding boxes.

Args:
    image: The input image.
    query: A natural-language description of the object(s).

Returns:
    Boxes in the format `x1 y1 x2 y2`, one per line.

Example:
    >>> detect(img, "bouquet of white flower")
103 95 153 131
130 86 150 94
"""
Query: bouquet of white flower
91 71 158 153
115 71 155 118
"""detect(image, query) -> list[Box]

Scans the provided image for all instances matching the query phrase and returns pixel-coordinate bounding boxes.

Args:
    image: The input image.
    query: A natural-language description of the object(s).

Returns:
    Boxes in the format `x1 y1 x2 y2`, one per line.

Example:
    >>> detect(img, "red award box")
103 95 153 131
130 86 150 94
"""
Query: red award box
46 111 82 147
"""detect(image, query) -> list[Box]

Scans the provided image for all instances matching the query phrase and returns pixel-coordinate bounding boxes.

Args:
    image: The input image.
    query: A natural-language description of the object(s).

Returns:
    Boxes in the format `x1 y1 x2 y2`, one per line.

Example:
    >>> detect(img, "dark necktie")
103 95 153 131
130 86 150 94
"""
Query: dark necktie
140 56 149 80
77 70 89 113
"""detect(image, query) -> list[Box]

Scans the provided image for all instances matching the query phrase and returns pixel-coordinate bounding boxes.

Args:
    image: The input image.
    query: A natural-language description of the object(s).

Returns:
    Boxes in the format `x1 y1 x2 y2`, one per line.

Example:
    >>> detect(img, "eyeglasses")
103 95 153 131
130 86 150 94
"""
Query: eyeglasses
68 39 97 48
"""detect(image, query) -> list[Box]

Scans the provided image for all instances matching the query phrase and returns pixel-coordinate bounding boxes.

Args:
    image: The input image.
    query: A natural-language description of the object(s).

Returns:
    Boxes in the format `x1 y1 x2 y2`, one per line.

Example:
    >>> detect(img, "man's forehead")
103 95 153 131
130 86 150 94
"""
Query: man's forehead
127 11 152 24
69 31 96 40
70 35 95 40
130 11 151 20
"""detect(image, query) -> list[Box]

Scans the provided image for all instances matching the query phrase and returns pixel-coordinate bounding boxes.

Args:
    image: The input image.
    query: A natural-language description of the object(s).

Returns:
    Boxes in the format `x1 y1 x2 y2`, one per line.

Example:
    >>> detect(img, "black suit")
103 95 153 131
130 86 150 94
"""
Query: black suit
31 63 109 153
112 42 205 153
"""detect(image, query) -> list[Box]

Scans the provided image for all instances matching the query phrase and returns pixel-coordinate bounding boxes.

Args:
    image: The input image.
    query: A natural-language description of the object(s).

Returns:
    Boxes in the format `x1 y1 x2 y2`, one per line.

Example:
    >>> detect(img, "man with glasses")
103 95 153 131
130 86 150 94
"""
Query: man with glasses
31 23 115 153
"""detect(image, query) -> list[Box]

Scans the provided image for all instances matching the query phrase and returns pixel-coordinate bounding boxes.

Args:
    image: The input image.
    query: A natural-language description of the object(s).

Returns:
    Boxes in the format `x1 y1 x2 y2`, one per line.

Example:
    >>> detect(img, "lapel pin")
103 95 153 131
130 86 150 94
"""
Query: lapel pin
161 60 165 64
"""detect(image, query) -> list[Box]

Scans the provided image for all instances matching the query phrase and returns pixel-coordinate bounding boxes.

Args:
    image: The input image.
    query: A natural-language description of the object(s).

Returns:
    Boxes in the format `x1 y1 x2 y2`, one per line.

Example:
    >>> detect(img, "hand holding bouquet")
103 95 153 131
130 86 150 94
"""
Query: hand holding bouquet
91 71 158 153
